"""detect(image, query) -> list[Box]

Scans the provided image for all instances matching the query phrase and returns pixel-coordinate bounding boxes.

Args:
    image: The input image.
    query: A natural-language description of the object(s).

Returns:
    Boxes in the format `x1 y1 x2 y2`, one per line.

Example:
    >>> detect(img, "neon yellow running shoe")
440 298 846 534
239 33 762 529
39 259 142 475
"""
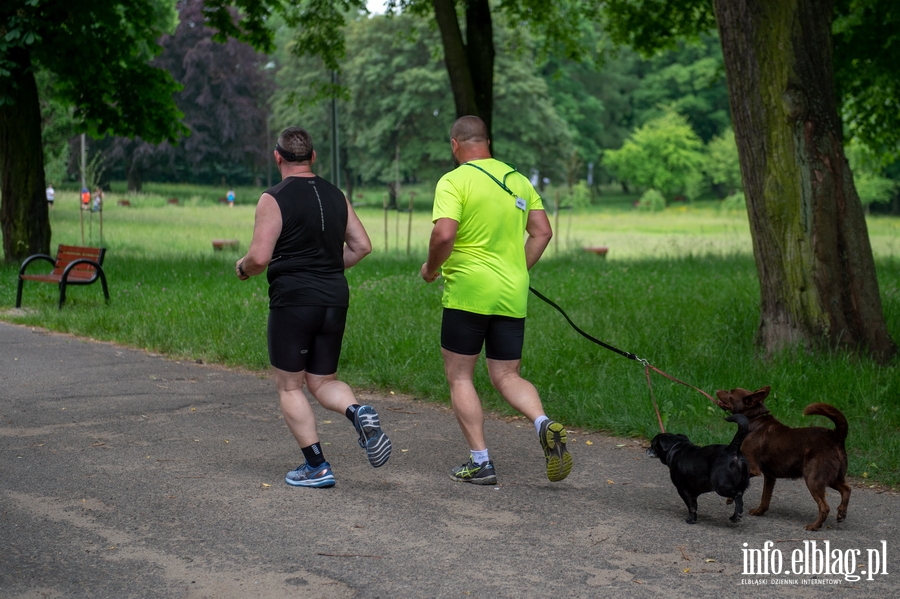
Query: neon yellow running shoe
539 420 572 482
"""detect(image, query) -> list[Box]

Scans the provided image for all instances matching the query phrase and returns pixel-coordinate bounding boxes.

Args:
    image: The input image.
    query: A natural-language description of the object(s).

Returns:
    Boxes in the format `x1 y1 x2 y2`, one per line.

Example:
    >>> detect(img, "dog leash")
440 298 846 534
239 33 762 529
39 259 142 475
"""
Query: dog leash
529 286 720 433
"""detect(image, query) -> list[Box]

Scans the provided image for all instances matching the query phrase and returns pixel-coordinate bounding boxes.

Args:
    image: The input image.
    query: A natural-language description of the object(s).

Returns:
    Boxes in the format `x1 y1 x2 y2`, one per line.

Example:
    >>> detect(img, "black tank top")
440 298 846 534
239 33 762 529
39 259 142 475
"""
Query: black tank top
265 176 349 307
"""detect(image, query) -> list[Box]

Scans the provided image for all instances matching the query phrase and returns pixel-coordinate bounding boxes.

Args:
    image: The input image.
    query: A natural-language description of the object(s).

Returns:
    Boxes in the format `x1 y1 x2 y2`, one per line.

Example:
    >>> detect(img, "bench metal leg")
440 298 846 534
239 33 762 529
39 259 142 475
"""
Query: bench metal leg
99 270 110 304
15 277 24 308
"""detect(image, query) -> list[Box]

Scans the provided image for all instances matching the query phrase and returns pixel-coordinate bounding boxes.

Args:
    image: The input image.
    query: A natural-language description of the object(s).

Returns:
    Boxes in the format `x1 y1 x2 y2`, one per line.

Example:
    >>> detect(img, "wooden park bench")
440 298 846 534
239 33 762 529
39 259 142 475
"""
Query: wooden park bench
212 239 239 251
583 246 609 258
16 245 109 309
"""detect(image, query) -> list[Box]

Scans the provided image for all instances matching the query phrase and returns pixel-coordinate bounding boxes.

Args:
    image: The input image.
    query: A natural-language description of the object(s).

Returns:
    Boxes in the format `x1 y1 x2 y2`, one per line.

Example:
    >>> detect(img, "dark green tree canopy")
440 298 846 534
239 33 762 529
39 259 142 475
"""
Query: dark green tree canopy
1 0 187 143
601 0 900 159
833 0 900 161
103 0 274 188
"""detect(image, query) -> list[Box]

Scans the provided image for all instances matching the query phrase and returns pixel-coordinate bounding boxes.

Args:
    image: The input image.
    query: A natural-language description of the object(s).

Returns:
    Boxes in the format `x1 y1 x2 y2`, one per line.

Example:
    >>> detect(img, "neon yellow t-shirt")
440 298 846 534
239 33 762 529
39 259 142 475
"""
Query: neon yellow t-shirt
432 158 545 318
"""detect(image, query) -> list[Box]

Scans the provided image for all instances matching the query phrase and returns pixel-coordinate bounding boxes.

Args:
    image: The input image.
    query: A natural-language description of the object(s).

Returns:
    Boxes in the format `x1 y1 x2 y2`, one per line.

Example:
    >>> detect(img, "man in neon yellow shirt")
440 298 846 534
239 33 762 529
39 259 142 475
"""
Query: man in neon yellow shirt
420 115 572 485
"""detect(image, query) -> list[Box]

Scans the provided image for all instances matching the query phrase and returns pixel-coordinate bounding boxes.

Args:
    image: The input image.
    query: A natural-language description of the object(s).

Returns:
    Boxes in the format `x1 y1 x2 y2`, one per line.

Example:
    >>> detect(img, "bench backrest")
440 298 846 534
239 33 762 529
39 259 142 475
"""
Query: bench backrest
53 245 106 277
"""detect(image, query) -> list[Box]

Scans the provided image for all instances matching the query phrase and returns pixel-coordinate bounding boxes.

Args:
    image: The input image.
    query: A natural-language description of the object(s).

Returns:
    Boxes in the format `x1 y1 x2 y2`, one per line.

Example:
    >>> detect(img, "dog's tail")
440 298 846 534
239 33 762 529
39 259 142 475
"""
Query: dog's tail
803 403 849 443
724 414 749 454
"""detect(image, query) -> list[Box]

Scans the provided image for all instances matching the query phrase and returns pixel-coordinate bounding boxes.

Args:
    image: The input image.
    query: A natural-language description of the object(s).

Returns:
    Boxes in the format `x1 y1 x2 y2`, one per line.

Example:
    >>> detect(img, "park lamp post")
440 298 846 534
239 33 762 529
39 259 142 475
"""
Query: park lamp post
331 70 341 189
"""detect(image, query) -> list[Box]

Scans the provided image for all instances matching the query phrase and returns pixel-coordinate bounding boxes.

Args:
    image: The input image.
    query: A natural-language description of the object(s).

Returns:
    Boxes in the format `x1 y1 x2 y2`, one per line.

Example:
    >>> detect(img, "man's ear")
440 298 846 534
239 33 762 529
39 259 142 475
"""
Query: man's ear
310 150 317 165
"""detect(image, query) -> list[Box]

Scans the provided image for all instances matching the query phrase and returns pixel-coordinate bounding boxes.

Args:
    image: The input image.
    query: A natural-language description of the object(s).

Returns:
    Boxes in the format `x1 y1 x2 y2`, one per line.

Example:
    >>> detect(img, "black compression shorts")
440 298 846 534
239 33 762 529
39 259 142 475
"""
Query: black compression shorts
268 306 348 375
440 308 525 361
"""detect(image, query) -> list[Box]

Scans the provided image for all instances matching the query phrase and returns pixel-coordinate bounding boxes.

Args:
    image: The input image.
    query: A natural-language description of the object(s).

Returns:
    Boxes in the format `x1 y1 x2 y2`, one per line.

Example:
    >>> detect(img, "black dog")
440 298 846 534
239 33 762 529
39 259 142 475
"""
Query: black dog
647 415 750 524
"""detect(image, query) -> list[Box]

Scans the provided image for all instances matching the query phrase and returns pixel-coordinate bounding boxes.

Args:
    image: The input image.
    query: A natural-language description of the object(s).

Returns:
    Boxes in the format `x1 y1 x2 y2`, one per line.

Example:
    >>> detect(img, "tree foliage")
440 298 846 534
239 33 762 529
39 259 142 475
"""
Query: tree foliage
846 140 899 207
833 0 900 162
1 0 185 142
704 128 742 196
270 12 571 188
102 0 274 189
630 34 730 143
602 111 705 198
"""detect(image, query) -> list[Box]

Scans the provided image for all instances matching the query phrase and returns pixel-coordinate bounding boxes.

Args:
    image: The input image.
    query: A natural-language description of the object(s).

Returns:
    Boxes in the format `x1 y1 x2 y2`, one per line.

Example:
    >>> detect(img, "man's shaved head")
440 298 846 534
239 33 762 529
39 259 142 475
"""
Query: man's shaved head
450 116 489 144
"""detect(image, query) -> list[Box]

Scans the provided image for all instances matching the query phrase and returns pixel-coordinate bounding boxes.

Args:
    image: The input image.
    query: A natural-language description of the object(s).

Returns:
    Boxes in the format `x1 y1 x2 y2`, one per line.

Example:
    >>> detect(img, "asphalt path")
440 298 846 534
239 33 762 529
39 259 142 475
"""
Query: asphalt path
1 322 897 598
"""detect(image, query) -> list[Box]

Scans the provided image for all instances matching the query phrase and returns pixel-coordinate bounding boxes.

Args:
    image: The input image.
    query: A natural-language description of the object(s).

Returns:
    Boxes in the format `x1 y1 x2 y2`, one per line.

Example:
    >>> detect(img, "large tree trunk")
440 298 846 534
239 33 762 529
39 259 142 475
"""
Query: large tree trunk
0 50 51 262
127 158 144 193
714 0 896 363
432 0 494 139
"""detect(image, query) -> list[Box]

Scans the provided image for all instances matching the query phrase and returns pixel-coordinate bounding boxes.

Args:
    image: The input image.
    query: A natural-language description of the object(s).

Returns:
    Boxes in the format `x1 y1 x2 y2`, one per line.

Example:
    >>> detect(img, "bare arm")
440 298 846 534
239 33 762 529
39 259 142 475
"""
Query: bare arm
524 209 552 270
343 197 372 268
236 193 281 280
420 217 458 282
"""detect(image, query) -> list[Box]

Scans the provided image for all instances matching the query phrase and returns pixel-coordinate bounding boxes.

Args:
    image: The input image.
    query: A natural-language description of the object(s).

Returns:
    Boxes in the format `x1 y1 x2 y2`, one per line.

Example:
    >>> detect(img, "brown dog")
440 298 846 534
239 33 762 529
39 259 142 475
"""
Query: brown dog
714 386 851 531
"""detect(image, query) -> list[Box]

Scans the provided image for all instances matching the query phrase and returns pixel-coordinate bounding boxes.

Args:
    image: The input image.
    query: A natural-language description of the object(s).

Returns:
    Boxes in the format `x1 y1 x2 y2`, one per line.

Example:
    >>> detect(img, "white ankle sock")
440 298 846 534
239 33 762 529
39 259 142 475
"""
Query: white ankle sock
471 449 490 465
534 415 549 435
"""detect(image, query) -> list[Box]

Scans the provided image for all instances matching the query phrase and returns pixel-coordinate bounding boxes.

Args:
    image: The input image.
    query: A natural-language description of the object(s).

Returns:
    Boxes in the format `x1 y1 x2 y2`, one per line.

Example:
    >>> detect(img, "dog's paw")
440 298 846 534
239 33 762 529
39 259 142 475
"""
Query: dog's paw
725 498 734 505
804 522 823 531
749 508 766 517
730 514 743 523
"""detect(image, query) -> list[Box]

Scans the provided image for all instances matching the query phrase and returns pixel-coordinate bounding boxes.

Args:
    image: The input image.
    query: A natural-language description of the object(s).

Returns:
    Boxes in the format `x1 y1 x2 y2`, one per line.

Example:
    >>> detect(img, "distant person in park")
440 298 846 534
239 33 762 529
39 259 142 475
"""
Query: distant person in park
235 126 389 488
80 188 90 210
92 187 104 212
419 115 569 485
227 189 235 208
46 184 55 209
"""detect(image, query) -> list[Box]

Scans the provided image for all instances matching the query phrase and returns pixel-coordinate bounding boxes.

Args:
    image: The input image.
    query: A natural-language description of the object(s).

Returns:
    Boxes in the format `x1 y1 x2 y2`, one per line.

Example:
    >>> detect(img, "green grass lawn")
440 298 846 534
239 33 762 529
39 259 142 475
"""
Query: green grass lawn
3 188 899 487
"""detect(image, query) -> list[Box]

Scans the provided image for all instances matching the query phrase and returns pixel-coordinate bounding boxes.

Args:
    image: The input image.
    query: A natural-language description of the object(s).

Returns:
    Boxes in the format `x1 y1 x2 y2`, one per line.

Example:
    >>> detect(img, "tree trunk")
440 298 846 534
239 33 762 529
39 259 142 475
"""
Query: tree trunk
714 0 896 363
0 50 51 262
464 0 493 137
127 158 144 193
432 0 494 139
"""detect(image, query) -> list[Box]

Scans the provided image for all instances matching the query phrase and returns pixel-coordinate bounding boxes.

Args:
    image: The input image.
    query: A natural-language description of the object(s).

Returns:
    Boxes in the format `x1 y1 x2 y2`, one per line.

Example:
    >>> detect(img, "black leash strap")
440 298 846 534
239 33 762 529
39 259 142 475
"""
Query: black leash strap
529 286 720 433
528 286 639 361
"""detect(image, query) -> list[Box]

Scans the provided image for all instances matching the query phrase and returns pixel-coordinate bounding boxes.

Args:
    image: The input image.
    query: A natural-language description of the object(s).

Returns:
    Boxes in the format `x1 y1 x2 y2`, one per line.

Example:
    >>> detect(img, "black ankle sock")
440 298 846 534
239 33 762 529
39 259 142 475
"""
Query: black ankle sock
301 443 326 468
345 404 361 423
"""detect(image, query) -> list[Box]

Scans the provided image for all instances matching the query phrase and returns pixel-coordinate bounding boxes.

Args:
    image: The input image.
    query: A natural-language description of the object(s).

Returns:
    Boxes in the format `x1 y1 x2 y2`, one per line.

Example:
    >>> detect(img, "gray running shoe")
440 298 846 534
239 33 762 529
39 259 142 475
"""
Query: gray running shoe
285 461 335 488
353 405 391 467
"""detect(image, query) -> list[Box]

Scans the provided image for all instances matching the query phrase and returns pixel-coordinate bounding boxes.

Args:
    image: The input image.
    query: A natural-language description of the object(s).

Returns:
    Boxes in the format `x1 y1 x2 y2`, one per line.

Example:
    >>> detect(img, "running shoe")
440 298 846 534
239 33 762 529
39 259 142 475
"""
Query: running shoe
539 420 572 482
353 405 392 468
450 456 498 485
285 461 335 488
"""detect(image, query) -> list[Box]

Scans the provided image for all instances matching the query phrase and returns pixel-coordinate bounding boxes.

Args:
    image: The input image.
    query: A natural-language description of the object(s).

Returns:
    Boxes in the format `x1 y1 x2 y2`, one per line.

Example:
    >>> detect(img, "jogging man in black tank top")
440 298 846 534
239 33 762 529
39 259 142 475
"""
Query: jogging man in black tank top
236 126 391 488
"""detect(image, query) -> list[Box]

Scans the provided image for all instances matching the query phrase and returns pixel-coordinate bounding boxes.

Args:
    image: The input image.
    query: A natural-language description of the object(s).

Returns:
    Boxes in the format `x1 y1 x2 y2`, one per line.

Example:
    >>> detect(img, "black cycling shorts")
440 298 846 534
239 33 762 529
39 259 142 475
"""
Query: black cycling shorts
268 306 348 375
440 308 525 361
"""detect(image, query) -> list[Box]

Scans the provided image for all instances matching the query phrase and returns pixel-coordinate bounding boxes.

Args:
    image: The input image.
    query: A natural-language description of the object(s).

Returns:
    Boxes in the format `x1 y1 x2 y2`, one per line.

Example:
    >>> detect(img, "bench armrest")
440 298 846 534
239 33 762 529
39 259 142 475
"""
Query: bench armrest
61 258 104 282
18 254 55 277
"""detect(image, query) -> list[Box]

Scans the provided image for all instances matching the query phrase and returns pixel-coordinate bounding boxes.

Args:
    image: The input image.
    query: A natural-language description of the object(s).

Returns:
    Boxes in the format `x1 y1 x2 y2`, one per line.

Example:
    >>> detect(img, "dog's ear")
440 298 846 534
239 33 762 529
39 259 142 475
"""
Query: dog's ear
746 386 771 406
